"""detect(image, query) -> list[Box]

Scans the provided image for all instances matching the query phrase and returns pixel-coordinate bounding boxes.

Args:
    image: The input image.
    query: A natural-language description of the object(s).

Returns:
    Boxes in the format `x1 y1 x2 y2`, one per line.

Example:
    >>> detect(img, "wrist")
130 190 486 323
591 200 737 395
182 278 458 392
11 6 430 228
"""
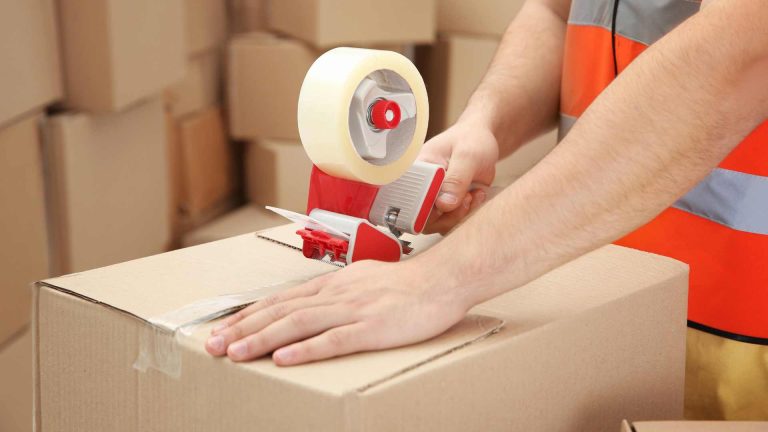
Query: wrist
406 244 481 313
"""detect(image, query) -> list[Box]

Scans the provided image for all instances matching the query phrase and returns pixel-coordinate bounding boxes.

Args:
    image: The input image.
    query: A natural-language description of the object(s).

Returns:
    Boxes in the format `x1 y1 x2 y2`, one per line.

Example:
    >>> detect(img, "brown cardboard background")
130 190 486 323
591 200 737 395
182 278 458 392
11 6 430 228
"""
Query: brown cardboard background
45 98 170 274
625 420 768 431
0 0 61 128
245 139 313 213
437 0 525 37
0 115 49 343
0 328 32 432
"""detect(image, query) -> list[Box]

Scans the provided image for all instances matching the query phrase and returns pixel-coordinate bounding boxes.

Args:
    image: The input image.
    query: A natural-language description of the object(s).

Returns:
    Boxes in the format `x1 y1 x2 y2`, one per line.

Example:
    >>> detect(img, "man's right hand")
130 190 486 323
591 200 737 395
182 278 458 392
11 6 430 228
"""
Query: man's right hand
418 121 500 234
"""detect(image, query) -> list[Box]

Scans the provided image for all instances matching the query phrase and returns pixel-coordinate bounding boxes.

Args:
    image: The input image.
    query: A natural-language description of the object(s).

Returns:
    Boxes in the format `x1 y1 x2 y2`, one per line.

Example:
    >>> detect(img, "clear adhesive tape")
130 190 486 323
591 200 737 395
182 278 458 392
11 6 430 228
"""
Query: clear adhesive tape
298 47 429 185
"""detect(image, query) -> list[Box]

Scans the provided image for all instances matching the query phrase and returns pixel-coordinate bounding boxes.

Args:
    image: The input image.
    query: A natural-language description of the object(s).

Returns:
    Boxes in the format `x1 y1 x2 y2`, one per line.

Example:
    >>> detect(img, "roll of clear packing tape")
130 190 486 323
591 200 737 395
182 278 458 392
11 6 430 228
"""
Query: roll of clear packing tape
298 47 429 185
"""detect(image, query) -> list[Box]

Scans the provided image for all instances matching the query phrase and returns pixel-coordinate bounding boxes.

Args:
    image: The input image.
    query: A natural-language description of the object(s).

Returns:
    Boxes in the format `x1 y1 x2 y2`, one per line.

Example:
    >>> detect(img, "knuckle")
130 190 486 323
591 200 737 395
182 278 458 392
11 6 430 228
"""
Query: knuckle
288 310 310 329
325 329 347 348
261 295 281 307
268 303 289 321
228 324 244 341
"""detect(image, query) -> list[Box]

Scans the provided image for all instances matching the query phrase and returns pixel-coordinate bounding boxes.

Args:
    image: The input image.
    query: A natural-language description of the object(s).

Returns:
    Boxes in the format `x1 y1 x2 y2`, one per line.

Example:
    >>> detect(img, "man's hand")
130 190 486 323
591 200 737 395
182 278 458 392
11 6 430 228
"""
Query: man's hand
204 259 469 366
419 121 499 234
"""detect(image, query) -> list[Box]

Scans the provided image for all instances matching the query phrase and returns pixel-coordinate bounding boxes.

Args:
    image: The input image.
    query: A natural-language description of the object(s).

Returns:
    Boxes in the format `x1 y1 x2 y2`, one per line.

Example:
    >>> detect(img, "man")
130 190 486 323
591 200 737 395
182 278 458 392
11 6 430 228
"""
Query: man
206 0 767 419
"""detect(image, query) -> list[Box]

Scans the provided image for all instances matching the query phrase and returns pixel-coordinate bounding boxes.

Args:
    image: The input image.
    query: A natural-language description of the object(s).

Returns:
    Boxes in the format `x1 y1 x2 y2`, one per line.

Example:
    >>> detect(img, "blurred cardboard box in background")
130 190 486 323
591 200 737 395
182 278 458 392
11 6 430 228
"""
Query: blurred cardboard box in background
175 106 236 224
45 98 170 275
166 50 224 119
0 328 32 432
182 205 285 247
0 0 61 128
245 139 312 213
437 0 524 37
0 115 49 344
184 0 228 55
228 33 319 140
495 129 558 182
57 0 185 112
229 0 268 34
268 0 436 49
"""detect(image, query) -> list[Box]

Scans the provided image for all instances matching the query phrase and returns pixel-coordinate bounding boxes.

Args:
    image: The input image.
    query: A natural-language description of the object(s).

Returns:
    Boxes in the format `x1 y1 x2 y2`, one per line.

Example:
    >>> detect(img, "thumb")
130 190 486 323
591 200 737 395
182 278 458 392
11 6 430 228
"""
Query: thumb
435 157 477 213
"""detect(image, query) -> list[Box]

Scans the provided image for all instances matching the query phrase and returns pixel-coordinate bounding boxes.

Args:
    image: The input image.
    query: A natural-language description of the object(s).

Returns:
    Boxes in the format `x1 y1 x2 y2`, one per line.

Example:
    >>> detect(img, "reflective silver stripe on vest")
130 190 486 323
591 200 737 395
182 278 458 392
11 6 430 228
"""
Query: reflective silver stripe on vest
569 0 699 46
558 113 578 142
674 168 768 235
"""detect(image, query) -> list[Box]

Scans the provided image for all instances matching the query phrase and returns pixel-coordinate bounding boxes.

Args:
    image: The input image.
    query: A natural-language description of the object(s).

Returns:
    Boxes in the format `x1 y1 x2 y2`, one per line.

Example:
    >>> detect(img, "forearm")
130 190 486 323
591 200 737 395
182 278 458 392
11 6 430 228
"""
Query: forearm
419 1 768 306
461 0 569 157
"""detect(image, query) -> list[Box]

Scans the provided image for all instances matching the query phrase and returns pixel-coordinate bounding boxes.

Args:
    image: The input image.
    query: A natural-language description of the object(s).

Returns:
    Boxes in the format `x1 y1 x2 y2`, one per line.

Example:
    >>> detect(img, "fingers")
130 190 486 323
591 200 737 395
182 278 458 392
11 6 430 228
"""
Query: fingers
273 323 370 366
424 188 488 235
225 306 356 362
435 156 478 214
206 295 332 356
211 277 327 334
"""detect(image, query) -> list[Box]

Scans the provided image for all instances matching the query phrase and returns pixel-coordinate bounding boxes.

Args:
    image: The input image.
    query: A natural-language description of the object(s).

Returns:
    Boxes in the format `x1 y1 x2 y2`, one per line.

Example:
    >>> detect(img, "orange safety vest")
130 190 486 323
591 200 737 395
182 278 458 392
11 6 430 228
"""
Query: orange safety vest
560 0 768 343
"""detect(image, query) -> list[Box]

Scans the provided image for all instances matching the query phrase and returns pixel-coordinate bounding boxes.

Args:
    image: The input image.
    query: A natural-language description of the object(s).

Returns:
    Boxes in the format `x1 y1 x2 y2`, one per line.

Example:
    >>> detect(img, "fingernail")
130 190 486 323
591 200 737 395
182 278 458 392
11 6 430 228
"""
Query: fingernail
438 192 458 205
462 195 472 209
212 322 228 334
475 190 487 205
206 335 224 353
274 347 295 364
228 341 248 360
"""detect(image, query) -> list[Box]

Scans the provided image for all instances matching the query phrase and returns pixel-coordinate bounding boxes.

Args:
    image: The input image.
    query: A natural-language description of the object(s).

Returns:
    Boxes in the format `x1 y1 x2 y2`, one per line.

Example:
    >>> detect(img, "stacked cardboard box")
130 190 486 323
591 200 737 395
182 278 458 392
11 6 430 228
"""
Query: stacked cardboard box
0 0 61 128
0 113 49 432
419 0 555 181
622 420 768 432
165 0 238 246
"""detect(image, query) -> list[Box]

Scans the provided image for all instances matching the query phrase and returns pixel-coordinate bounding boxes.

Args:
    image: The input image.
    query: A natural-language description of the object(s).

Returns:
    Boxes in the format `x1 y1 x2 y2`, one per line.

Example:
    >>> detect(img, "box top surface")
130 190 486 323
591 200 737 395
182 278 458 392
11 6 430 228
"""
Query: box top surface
39 224 687 395
626 421 768 432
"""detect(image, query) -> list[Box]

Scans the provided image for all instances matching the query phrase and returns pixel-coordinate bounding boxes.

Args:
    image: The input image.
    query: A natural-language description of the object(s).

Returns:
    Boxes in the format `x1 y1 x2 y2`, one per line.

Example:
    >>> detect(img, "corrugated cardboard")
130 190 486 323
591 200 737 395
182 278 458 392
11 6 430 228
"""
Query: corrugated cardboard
495 129 558 181
57 0 185 112
228 0 268 34
245 139 312 213
228 33 320 140
35 224 689 431
176 106 236 220
0 0 61 128
268 0 436 49
165 50 223 119
418 35 499 137
181 205 286 247
184 0 228 55
45 98 170 275
437 0 524 37
0 328 32 432
622 420 768 432
0 115 49 344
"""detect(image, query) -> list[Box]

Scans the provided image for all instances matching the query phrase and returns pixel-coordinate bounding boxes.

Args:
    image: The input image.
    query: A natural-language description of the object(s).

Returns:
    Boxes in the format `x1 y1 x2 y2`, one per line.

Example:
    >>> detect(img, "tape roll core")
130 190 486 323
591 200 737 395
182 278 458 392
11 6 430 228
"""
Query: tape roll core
297 48 429 185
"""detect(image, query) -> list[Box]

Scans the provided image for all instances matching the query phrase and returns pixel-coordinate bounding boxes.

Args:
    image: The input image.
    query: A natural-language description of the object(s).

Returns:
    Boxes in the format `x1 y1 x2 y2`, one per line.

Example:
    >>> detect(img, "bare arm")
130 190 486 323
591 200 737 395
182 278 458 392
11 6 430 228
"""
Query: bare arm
462 0 570 157
419 0 768 306
419 0 570 230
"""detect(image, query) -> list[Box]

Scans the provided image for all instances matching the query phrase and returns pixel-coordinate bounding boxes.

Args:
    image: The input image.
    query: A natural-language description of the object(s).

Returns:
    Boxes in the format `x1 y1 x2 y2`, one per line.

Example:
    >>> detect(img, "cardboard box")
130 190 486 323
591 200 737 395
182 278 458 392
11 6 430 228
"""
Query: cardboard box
176 106 236 220
57 0 185 112
228 33 320 140
268 0 436 49
165 50 223 119
0 0 61 128
245 139 312 213
495 129 558 182
0 328 32 432
228 0 267 34
622 420 768 432
437 0 524 37
182 205 287 247
184 0 228 55
417 35 499 137
45 98 170 275
34 224 689 431
0 115 49 344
